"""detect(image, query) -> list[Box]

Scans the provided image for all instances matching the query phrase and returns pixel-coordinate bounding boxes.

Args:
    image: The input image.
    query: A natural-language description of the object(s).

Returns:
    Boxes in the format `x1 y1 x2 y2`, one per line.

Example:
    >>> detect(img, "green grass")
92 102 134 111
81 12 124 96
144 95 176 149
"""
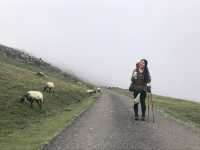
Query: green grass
111 87 200 128
154 95 200 128
0 96 97 150
0 59 99 149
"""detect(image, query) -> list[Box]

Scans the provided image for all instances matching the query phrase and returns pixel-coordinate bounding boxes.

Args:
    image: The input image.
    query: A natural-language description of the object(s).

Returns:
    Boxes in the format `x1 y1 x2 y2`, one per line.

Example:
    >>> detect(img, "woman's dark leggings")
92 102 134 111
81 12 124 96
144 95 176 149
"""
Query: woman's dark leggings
133 90 147 117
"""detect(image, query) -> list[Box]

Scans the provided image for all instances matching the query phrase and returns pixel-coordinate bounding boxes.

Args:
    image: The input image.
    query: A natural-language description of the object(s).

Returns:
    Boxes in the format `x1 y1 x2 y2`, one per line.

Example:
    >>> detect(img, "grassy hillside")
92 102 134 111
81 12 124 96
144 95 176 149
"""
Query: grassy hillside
154 95 200 128
111 87 200 128
0 44 91 84
0 44 99 150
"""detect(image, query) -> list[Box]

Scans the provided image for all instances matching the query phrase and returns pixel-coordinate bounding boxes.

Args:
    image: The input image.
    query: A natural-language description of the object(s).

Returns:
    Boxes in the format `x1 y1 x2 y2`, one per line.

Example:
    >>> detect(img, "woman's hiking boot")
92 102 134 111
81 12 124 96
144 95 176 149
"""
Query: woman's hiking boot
141 116 146 121
135 115 139 120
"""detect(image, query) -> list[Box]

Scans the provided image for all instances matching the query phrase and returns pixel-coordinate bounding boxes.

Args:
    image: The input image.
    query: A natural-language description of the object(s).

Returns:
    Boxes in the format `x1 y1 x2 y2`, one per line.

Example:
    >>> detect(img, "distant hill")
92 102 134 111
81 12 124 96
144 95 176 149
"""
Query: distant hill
0 44 86 83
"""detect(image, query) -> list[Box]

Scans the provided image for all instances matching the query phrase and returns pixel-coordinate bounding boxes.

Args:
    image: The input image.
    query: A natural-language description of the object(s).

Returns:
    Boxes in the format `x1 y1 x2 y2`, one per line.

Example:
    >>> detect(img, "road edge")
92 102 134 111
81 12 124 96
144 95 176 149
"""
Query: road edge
40 94 101 150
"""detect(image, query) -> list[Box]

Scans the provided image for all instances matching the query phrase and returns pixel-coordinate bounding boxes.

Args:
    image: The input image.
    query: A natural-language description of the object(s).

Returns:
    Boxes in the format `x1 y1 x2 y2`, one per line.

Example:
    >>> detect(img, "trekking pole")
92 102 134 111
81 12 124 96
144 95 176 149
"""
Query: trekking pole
150 93 155 123
147 93 150 122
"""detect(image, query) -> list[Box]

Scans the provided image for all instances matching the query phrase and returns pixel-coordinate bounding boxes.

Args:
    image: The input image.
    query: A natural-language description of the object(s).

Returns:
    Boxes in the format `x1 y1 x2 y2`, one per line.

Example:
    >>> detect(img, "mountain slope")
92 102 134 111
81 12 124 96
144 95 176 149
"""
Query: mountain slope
0 44 89 83
0 44 98 150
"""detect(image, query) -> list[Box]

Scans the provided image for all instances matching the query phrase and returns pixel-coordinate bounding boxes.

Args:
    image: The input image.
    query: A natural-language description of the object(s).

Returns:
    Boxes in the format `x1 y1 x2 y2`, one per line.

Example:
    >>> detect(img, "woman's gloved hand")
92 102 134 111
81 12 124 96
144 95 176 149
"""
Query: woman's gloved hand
147 83 151 93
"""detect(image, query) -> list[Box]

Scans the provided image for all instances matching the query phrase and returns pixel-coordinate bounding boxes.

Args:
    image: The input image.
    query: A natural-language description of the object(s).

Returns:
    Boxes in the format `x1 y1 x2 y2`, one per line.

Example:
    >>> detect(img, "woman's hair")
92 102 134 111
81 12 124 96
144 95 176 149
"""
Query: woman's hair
136 62 140 71
141 59 150 83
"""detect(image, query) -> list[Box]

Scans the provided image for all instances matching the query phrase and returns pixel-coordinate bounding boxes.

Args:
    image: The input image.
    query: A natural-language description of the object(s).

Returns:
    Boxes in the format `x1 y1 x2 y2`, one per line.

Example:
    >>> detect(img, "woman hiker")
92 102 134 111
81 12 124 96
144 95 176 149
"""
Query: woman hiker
130 59 151 121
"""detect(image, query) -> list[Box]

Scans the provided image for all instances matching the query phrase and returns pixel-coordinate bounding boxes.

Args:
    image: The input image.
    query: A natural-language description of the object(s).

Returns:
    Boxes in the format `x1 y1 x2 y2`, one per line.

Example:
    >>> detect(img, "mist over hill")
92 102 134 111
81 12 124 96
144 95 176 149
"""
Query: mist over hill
0 44 91 85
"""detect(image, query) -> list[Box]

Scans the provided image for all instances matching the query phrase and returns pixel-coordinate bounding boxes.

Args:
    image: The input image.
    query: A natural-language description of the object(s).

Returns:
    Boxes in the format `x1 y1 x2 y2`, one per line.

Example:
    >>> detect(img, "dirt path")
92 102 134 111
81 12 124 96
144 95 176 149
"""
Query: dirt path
43 89 200 150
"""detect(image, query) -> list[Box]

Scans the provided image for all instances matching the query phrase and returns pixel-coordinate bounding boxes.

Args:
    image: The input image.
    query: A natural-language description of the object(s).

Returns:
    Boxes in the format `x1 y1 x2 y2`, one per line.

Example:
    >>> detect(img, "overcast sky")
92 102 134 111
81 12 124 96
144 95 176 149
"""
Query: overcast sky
0 0 200 102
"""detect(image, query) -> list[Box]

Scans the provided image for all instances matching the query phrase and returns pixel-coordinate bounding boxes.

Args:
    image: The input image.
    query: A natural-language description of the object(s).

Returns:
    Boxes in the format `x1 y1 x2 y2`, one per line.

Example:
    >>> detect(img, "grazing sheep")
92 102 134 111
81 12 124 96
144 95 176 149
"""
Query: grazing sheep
36 72 47 77
86 89 96 95
43 82 55 93
96 87 101 92
77 82 83 85
20 91 44 109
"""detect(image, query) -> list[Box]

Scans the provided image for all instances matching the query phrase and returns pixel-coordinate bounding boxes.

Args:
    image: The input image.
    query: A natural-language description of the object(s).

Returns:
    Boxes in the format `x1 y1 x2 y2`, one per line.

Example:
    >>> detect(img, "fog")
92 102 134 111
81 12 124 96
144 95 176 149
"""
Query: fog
0 0 200 102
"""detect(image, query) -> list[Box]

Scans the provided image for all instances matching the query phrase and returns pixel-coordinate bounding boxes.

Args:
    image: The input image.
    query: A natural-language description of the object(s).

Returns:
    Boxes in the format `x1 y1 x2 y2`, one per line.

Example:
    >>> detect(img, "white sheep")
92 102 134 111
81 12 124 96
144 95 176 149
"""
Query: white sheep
96 87 101 92
86 89 96 95
43 82 55 93
77 82 83 85
20 91 44 109
36 72 47 77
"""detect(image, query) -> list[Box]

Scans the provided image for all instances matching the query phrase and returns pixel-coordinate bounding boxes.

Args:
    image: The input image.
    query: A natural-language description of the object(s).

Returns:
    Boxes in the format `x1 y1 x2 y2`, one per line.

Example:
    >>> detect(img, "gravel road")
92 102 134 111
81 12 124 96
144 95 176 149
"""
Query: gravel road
43 89 200 150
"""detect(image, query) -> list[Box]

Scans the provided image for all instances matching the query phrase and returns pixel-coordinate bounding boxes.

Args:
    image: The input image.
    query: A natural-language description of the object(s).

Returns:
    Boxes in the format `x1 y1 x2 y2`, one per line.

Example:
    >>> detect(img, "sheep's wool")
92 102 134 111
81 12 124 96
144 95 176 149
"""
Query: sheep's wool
28 91 43 100
87 89 94 93
46 82 54 88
